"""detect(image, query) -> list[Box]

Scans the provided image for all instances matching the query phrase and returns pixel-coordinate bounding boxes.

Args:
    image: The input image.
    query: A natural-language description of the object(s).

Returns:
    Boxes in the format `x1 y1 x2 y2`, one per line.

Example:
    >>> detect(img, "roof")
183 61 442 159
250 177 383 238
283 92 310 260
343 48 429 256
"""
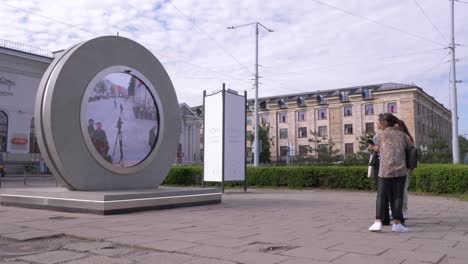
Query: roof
191 82 450 114
179 103 201 119
248 83 413 102
0 39 53 59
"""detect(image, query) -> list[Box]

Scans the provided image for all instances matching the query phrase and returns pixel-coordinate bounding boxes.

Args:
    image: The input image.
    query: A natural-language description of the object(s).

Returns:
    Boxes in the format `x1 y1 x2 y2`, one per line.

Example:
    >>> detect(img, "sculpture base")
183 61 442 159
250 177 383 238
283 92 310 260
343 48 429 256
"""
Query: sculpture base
0 187 222 215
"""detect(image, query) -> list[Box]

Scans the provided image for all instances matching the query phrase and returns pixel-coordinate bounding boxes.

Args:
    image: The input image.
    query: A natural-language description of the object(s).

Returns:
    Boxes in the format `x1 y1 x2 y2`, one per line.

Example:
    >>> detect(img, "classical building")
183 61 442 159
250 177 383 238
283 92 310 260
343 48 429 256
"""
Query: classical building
0 39 52 167
178 103 202 164
0 39 201 171
194 83 451 162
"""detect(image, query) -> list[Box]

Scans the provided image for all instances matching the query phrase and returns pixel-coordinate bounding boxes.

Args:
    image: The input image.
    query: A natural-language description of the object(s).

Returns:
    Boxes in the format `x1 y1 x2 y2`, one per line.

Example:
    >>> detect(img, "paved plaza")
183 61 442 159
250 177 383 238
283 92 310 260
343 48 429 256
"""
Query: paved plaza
0 178 467 263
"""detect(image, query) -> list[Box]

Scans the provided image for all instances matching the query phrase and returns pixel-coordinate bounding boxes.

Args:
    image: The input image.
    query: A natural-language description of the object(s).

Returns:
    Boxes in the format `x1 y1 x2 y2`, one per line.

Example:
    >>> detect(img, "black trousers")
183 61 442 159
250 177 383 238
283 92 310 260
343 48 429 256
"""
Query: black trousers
376 176 407 223
372 159 389 224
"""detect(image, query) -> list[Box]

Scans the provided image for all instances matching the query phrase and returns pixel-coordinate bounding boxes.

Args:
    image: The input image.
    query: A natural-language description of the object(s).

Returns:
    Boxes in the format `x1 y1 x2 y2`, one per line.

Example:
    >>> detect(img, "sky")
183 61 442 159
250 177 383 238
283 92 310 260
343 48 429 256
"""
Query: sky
0 0 467 134
106 73 131 89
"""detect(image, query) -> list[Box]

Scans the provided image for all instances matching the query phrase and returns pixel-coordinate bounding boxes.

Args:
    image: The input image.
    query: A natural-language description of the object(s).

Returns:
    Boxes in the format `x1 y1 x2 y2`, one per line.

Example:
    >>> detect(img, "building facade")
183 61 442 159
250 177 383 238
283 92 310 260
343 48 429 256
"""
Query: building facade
0 40 201 169
178 103 202 164
193 83 451 162
0 40 52 166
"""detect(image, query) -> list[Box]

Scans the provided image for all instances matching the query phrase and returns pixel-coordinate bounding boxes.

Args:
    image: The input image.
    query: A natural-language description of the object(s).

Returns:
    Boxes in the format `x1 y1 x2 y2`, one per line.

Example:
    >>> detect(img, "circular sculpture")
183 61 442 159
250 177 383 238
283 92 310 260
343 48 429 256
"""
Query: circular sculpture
35 36 180 191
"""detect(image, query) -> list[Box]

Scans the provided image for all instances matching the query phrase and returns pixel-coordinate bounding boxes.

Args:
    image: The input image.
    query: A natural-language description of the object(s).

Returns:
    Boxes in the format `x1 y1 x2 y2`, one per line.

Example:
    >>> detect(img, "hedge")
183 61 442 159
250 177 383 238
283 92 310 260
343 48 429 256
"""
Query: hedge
163 164 468 194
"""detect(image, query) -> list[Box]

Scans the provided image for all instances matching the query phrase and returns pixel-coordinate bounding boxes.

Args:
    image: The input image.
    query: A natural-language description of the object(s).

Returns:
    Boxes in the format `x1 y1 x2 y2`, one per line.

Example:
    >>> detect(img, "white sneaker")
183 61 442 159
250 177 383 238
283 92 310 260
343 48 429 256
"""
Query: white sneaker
403 210 408 220
392 223 409 233
369 222 382 232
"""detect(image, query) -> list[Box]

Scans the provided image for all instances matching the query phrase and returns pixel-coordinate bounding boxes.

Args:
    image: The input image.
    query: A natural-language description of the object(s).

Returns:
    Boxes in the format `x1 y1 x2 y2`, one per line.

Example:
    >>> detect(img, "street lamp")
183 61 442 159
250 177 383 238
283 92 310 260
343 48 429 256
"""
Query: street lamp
228 22 273 167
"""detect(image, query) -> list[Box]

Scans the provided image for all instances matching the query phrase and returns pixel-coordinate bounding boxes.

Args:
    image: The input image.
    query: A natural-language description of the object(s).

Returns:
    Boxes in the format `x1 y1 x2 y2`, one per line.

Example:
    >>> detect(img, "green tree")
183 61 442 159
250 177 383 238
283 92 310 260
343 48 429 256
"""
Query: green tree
343 133 375 166
128 76 136 96
95 80 107 95
459 135 468 163
306 130 342 164
420 130 451 163
246 123 273 164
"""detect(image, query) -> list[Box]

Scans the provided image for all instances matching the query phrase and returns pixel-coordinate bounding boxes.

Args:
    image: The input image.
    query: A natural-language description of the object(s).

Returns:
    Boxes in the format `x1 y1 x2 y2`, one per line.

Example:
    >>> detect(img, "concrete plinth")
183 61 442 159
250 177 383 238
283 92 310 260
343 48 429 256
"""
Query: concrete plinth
0 187 222 215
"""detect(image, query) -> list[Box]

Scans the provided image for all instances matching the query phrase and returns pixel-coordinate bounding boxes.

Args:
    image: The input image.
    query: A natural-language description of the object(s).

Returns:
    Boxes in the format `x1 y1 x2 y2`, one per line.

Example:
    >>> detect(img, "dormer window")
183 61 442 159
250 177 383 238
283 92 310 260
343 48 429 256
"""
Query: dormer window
344 106 352 117
260 100 268 110
317 95 326 105
340 91 349 102
277 98 286 108
297 96 306 107
363 88 373 100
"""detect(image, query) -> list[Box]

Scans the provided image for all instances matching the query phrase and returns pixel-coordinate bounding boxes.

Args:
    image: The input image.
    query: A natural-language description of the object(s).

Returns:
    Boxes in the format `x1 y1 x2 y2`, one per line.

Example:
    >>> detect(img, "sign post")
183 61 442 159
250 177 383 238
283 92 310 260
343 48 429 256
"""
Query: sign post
203 84 247 192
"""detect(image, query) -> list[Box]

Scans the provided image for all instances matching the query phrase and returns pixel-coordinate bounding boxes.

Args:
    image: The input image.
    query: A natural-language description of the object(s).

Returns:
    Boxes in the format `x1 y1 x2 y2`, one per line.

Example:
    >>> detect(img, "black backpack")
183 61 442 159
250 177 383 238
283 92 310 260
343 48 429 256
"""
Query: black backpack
405 145 418 170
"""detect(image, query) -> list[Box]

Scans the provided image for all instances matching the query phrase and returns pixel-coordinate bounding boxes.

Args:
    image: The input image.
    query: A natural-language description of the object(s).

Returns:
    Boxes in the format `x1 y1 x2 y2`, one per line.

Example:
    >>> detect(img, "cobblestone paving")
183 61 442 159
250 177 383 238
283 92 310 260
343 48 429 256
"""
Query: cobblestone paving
0 179 467 263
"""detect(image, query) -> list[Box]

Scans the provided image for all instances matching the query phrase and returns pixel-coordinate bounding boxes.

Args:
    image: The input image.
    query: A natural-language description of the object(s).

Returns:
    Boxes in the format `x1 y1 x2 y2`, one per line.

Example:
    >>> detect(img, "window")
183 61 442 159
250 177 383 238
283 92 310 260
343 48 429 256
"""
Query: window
30 118 40 153
344 106 352 117
299 145 308 156
317 109 327 120
345 143 354 155
298 127 307 138
363 88 373 100
344 124 353 135
340 91 349 102
317 95 326 105
318 126 328 137
247 116 252 125
278 98 286 108
365 122 374 134
297 96 306 106
260 101 268 110
298 110 306 122
318 144 329 153
387 102 398 113
0 111 7 152
260 113 269 124
280 128 288 139
365 104 374 115
280 146 289 157
278 112 287 123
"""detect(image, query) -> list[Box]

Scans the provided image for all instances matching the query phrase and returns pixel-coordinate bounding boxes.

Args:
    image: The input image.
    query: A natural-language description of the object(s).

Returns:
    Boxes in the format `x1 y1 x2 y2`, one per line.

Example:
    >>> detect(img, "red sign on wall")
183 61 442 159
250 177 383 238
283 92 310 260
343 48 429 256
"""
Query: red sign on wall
11 138 28 144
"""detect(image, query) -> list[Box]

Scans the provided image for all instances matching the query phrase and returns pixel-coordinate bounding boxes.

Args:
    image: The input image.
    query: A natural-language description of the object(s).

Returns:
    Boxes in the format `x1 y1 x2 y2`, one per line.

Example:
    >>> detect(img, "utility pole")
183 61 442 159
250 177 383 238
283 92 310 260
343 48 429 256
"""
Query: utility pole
228 22 273 167
254 23 259 167
449 0 460 164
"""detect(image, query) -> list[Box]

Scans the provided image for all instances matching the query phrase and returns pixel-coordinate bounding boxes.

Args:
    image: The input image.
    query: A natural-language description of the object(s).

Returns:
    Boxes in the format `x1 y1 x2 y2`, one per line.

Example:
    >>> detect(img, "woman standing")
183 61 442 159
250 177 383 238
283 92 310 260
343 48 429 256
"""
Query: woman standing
396 120 414 220
368 121 390 225
368 113 413 233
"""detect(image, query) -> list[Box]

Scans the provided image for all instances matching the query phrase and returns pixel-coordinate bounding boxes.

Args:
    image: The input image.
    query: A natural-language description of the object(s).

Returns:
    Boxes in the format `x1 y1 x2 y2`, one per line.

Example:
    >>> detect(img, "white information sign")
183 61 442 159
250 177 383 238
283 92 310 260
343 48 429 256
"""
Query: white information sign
203 91 224 182
224 92 246 181
203 89 246 183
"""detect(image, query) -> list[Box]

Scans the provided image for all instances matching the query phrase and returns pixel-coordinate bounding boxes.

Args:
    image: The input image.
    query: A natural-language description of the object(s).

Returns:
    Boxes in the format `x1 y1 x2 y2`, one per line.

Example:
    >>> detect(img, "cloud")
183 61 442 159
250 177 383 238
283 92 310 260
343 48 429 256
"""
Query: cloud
1 0 467 134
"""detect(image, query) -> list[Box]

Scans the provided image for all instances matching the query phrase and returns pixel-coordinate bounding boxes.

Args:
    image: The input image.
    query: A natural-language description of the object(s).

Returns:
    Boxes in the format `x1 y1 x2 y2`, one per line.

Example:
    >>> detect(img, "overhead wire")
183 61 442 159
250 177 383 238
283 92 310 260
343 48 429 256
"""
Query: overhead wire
309 0 446 46
409 52 451 80
0 0 251 85
0 0 99 36
261 48 447 77
1 0 460 103
412 0 448 43
166 0 254 75
259 51 450 96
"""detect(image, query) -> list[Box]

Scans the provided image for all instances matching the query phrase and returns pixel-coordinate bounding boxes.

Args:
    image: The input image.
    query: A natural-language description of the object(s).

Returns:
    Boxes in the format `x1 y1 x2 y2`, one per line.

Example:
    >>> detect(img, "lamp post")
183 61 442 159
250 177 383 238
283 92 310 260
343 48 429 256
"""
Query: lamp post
448 0 460 164
228 22 273 167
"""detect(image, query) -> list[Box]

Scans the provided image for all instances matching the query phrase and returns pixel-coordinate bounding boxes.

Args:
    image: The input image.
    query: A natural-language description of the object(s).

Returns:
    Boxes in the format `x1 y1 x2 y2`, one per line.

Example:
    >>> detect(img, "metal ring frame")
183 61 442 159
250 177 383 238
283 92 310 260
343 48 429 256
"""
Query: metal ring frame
34 36 180 191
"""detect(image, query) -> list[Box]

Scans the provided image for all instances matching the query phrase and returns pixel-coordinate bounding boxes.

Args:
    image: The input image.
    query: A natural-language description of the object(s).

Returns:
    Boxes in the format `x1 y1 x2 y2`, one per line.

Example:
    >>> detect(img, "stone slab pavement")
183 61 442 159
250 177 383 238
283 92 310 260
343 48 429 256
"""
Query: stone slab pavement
0 179 467 263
